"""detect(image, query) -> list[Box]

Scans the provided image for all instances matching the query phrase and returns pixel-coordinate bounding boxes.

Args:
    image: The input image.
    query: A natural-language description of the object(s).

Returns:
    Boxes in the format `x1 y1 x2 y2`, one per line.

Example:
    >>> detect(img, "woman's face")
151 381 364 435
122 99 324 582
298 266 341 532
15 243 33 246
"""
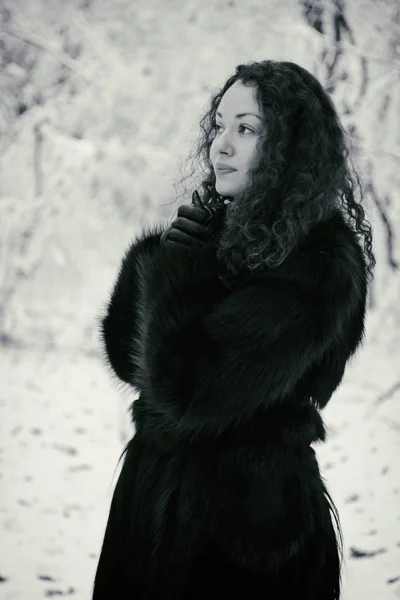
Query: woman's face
210 80 265 200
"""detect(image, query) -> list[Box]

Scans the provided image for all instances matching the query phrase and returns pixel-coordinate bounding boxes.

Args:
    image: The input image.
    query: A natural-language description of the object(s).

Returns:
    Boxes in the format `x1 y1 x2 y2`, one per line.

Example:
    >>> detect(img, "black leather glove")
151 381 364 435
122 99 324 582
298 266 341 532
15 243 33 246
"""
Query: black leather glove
160 190 226 250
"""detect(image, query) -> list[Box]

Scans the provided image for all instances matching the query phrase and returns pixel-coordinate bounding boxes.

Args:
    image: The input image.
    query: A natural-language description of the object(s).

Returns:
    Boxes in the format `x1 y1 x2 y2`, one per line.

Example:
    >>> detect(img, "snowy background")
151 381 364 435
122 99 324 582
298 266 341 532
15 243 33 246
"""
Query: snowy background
0 0 399 598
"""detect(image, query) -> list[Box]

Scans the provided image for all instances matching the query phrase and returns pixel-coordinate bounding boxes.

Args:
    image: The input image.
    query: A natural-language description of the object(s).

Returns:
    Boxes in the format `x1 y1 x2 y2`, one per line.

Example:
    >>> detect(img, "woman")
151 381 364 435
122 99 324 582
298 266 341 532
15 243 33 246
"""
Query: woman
92 60 375 599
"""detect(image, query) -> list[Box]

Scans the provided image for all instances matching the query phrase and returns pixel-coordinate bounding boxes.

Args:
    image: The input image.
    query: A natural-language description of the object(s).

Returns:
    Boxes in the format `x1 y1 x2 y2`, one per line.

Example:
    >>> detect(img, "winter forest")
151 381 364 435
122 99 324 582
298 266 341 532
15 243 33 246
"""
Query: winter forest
0 0 399 598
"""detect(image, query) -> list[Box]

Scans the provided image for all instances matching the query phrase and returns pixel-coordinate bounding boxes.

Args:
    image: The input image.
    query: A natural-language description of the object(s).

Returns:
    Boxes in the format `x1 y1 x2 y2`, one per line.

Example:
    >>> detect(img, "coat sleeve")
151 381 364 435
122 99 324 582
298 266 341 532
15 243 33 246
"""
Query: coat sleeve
143 232 367 436
98 223 164 386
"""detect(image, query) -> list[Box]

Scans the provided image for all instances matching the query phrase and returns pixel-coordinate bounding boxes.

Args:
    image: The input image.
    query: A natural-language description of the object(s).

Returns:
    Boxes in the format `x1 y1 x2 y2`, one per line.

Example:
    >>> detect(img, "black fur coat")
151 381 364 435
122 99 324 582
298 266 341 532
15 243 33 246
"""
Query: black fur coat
93 209 367 600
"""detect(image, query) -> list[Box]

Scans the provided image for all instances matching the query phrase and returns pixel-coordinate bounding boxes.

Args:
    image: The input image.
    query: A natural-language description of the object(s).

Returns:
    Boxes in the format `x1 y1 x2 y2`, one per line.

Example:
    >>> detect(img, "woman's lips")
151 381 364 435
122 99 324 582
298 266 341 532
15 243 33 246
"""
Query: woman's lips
217 168 237 175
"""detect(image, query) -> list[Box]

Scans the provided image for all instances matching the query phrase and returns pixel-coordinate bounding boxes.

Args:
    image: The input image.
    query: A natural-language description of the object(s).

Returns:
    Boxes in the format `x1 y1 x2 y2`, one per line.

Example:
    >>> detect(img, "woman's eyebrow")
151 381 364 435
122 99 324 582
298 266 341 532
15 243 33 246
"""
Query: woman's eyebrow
216 111 263 121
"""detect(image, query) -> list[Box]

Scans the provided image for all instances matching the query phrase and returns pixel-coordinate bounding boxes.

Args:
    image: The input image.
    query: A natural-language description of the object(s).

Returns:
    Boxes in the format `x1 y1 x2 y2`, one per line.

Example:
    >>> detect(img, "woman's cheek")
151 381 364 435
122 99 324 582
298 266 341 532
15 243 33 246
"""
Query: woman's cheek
209 142 216 167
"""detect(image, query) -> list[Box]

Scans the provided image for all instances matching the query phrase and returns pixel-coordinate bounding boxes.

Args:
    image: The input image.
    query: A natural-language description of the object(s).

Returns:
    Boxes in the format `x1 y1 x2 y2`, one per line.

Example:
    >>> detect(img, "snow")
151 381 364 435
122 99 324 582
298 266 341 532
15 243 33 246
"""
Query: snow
1 0 399 597
0 332 399 599
0 347 125 599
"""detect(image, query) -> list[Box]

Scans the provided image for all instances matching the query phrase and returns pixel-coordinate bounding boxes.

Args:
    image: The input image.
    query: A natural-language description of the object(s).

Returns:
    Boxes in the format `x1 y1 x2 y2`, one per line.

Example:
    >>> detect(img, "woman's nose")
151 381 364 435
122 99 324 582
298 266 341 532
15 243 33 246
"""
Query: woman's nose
216 130 233 154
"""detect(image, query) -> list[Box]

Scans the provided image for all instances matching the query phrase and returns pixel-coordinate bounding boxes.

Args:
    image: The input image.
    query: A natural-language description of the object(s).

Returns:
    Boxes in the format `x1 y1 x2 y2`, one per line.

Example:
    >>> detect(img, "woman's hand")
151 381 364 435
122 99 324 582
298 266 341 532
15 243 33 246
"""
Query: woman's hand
160 190 226 250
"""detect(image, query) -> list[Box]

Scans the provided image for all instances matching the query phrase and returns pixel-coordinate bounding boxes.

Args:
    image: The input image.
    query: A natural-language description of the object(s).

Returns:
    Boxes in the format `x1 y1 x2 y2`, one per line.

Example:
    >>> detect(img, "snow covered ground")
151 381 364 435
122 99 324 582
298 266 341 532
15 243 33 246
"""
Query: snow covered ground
0 346 124 599
0 338 399 599
0 1 399 598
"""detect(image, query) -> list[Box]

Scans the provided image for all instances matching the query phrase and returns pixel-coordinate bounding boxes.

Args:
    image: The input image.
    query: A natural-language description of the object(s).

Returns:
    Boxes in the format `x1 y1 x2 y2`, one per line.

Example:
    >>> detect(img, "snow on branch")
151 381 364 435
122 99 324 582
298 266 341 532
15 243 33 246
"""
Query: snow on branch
0 23 90 83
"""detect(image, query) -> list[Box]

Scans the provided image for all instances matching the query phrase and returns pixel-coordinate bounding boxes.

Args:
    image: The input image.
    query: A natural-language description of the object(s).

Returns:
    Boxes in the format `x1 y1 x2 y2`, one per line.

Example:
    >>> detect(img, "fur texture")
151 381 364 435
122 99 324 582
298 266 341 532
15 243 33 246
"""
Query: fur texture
93 209 367 599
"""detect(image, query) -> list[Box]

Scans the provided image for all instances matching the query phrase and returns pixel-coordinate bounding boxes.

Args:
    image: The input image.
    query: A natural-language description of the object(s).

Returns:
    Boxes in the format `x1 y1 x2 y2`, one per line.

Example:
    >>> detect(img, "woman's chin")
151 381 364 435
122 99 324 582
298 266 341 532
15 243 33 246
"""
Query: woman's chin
215 183 235 197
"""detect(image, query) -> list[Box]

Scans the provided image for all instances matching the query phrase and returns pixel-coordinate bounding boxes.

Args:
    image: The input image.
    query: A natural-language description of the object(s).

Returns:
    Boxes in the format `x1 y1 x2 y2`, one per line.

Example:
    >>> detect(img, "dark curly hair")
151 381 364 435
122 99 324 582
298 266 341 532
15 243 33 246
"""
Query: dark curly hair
173 60 375 284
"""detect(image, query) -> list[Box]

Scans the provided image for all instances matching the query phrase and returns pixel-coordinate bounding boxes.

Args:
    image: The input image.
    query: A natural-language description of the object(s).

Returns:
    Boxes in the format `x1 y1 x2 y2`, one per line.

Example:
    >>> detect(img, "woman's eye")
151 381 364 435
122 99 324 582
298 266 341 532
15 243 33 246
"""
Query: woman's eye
214 123 254 134
239 124 254 134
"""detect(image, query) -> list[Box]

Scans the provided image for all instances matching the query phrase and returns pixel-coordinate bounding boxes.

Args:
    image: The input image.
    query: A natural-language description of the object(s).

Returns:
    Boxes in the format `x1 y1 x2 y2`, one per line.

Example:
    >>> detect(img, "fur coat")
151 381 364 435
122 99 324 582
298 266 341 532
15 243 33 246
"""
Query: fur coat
92 208 367 600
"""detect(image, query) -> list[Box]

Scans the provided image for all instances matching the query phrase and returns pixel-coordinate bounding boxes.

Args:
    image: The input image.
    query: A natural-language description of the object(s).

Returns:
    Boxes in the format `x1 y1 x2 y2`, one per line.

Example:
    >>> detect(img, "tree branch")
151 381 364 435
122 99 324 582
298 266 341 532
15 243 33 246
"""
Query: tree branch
362 380 400 420
374 381 400 406
365 180 399 270
33 119 47 197
299 0 400 71
0 23 90 83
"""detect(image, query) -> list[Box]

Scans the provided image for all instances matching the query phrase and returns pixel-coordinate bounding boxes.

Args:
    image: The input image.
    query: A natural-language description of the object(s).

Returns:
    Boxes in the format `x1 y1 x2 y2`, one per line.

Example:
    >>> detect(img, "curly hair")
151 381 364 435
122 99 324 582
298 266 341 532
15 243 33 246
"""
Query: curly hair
174 60 375 283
